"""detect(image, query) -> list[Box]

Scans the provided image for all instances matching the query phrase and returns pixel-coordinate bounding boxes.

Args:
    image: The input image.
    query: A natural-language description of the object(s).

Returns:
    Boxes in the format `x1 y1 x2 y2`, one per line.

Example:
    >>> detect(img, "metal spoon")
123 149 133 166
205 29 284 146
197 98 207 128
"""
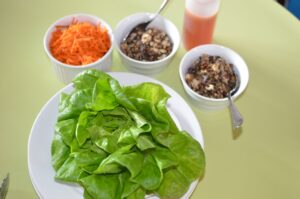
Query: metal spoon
123 0 170 41
137 0 170 30
228 74 243 129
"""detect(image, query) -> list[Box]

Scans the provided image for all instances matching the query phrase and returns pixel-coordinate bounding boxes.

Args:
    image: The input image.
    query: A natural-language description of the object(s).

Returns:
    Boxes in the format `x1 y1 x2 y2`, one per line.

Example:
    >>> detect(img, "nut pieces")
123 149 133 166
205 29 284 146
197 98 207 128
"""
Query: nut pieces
121 26 172 61
185 54 237 99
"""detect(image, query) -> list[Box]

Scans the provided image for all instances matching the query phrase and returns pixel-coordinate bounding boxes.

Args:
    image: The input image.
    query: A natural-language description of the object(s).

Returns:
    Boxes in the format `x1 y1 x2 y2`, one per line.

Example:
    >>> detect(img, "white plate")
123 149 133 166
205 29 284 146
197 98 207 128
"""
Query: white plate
28 72 204 199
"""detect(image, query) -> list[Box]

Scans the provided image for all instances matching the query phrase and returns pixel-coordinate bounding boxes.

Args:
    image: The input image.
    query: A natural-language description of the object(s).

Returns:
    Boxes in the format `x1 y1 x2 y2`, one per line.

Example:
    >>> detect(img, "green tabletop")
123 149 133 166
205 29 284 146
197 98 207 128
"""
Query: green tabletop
1 0 300 198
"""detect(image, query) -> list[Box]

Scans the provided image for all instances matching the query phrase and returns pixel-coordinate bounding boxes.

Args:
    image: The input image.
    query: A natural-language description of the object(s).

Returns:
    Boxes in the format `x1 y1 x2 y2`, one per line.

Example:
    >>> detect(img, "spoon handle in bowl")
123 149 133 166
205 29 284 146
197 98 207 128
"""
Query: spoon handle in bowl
228 95 243 129
153 0 170 19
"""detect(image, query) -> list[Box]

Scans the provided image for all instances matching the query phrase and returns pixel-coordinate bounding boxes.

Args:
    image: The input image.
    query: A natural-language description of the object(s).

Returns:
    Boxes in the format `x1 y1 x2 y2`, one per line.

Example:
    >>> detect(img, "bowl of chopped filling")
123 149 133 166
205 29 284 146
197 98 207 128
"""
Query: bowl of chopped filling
179 44 249 110
44 13 114 84
114 13 180 74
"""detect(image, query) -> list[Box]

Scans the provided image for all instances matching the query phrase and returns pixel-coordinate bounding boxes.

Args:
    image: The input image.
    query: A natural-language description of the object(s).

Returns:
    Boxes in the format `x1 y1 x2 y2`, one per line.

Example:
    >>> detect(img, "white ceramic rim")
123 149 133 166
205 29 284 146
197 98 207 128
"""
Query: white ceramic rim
43 13 114 69
179 44 249 102
114 12 180 66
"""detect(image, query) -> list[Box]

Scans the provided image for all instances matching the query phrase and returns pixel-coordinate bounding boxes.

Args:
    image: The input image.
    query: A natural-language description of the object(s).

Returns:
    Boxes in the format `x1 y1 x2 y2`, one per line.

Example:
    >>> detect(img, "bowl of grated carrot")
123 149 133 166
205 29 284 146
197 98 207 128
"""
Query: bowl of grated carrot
44 13 114 84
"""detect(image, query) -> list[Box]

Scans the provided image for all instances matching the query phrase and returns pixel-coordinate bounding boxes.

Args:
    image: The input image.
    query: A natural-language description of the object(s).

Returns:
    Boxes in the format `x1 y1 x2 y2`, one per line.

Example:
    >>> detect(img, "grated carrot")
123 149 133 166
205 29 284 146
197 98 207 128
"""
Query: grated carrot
50 20 111 66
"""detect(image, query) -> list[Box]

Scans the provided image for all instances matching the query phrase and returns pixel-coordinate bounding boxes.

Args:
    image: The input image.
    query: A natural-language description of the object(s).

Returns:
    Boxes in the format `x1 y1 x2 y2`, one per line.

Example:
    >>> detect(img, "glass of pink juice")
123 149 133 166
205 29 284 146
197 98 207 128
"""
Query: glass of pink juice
183 0 220 50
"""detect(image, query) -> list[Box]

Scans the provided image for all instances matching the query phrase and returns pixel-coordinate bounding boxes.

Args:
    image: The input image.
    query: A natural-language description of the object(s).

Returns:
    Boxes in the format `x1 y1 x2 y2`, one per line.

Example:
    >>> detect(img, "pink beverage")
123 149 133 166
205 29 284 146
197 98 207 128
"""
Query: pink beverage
183 0 220 50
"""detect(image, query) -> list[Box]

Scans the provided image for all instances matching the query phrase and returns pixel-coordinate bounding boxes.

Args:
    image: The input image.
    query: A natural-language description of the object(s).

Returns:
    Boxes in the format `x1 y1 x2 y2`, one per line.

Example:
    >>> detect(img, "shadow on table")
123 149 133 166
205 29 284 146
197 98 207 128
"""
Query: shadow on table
232 127 243 140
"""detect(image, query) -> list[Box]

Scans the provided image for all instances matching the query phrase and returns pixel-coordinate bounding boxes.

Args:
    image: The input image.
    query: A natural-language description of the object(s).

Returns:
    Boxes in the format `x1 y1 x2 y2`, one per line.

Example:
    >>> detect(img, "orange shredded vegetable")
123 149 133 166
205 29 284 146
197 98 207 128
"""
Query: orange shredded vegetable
50 21 111 66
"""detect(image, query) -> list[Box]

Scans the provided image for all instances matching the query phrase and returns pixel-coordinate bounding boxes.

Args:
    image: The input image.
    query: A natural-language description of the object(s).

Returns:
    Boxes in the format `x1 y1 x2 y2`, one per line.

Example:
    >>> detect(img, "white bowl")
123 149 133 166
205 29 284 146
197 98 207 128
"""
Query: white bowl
44 13 114 84
114 13 180 75
179 44 249 111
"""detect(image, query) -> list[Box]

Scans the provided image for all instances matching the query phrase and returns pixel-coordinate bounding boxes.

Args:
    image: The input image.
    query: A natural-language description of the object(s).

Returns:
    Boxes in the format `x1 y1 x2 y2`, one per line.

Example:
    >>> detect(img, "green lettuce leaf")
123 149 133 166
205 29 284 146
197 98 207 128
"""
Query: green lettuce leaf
151 145 178 170
51 133 70 171
156 168 190 199
91 78 118 111
124 83 170 105
55 119 77 146
58 89 93 121
132 154 162 190
89 126 119 154
122 176 140 198
72 69 111 90
117 127 136 145
81 172 129 199
71 150 107 173
136 135 156 151
80 174 120 199
51 69 206 199
166 131 206 183
55 156 87 182
94 145 143 178
126 188 145 199
109 78 137 111
76 111 97 146
83 189 94 199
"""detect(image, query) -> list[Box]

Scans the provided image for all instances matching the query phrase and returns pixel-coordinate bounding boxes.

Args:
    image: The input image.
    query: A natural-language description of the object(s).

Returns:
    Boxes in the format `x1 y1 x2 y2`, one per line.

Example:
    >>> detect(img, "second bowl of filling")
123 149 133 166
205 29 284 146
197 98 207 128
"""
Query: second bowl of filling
114 13 180 74
179 44 249 110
